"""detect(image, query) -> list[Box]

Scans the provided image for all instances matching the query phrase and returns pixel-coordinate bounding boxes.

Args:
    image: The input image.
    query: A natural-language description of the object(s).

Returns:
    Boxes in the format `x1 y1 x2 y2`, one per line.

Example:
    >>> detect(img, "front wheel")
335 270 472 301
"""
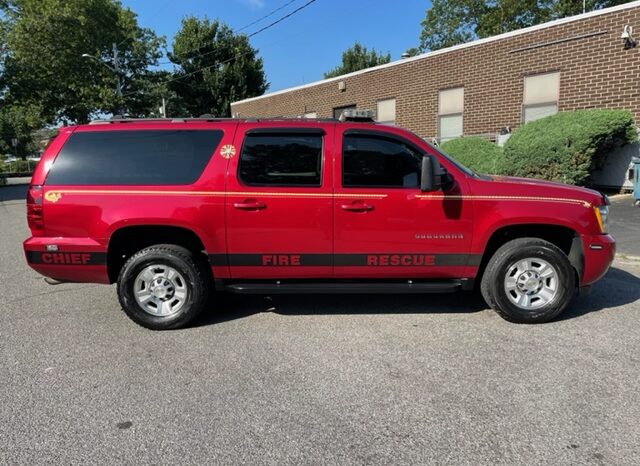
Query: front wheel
480 238 576 323
117 244 210 330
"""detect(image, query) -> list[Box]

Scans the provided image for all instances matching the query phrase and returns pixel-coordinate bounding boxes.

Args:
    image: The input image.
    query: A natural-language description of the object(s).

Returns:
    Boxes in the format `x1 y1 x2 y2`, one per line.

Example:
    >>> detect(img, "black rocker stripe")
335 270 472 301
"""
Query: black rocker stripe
209 253 481 267
26 251 107 265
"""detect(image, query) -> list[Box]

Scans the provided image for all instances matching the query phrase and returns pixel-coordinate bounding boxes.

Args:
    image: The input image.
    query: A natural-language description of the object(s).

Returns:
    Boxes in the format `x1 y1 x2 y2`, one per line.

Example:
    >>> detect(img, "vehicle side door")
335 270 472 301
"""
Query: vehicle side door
333 127 474 279
223 123 334 279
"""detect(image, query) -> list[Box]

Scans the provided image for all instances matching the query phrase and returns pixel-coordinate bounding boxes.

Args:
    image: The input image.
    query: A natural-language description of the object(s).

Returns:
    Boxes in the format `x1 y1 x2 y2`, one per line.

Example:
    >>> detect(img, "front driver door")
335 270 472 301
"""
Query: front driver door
333 128 474 279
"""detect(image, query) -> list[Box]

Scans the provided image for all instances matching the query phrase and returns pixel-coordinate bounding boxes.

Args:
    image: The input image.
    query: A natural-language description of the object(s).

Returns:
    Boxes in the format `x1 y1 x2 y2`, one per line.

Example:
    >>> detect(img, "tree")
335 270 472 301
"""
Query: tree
552 0 632 17
417 0 634 52
0 0 164 124
419 0 481 52
168 17 268 118
324 42 391 78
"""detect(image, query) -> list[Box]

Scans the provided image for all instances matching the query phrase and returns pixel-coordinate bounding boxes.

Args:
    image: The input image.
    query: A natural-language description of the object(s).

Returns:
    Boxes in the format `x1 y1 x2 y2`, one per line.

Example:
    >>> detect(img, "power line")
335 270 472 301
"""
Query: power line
139 0 319 91
156 0 306 65
245 0 317 38
236 0 300 32
157 1 317 66
124 43 259 97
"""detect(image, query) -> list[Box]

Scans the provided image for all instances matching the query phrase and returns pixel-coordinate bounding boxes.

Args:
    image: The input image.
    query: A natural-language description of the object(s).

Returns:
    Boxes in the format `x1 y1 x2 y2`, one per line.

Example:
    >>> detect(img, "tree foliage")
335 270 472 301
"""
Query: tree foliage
1 0 164 123
168 17 268 117
324 42 391 79
418 0 634 52
0 0 166 155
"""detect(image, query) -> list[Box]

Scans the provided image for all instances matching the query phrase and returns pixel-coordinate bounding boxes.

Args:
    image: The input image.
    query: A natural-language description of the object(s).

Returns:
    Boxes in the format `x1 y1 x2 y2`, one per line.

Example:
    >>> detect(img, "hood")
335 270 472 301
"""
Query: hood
484 175 606 205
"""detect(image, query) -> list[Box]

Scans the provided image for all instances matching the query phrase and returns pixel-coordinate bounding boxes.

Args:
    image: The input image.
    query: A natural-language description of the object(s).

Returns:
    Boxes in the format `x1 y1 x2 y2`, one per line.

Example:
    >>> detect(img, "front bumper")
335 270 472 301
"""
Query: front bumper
581 234 616 286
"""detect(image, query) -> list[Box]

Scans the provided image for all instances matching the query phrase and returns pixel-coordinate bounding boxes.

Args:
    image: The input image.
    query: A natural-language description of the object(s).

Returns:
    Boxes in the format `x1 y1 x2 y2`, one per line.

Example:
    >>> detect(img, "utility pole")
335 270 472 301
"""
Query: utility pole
583 0 586 14
82 43 124 116
160 98 167 118
112 43 123 115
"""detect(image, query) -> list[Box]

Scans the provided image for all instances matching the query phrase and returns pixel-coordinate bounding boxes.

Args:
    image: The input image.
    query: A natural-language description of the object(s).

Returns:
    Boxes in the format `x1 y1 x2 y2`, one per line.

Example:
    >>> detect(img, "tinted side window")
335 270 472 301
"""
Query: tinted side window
238 133 322 186
46 130 223 185
342 134 423 188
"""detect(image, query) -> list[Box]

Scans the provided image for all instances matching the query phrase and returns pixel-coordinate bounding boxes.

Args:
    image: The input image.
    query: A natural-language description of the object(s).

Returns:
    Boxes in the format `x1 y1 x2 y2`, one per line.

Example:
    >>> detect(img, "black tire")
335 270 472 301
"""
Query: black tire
480 238 576 324
117 244 210 330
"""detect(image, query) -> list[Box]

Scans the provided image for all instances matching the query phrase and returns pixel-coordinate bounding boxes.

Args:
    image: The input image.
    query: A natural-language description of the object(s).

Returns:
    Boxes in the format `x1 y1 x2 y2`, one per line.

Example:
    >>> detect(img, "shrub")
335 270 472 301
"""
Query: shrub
440 136 505 174
503 109 637 185
0 159 36 174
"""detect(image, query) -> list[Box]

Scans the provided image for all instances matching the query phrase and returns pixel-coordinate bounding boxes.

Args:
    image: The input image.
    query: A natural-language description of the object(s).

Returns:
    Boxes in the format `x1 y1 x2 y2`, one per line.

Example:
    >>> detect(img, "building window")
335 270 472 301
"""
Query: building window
523 72 560 123
333 105 356 120
438 87 464 142
377 98 396 125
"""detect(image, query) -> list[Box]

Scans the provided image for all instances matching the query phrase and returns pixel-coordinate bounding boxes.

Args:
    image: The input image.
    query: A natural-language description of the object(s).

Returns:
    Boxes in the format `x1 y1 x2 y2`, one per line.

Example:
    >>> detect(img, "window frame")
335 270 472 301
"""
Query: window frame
376 98 396 125
341 129 427 190
437 87 465 143
237 129 325 188
522 71 560 123
437 113 464 143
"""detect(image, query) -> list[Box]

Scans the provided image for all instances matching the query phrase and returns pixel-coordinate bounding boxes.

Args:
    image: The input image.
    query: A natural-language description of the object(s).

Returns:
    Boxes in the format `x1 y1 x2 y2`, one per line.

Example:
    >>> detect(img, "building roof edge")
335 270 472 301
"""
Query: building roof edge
232 0 640 107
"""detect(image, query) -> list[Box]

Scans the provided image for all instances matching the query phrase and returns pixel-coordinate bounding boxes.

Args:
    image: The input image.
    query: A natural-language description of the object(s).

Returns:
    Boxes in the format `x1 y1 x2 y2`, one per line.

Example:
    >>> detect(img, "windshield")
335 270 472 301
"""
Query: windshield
403 129 480 178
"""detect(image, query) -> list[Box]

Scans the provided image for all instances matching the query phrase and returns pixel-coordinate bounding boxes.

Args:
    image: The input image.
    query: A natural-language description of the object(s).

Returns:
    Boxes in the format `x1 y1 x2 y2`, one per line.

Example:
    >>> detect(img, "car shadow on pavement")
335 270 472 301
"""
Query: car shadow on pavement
195 290 489 327
194 265 640 327
558 266 640 321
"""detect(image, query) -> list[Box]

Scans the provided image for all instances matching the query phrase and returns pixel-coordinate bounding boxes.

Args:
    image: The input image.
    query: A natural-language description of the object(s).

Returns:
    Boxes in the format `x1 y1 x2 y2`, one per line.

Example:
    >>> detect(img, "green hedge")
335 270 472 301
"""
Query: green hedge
1 159 35 174
440 136 505 174
503 109 637 185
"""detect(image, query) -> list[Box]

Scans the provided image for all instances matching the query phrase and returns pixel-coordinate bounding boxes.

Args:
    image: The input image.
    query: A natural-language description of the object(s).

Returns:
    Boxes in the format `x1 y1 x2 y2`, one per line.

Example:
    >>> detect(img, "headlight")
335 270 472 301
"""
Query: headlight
594 205 609 234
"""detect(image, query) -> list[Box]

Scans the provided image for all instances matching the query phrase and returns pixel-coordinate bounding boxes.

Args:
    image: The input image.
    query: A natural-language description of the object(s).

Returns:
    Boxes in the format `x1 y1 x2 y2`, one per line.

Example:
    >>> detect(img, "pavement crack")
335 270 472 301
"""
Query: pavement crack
6 284 101 305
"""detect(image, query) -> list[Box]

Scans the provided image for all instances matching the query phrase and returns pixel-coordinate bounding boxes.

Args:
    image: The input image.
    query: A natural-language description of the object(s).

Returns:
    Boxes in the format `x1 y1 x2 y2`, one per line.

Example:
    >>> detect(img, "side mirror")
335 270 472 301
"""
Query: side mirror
421 155 437 192
421 155 454 192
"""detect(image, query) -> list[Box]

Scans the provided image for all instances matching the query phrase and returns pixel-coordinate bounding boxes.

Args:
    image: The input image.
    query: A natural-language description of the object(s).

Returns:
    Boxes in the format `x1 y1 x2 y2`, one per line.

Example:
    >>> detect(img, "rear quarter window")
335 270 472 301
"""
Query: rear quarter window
46 130 223 185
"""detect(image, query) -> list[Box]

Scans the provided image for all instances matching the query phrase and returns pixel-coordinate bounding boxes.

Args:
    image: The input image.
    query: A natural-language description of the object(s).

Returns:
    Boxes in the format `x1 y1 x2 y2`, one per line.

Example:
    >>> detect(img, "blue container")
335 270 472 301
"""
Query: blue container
634 158 640 206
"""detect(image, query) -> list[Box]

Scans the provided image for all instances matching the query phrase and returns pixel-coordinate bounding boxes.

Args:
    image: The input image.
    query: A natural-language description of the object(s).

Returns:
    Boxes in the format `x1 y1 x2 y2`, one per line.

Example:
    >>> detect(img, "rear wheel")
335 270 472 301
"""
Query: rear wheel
480 238 576 323
117 244 209 330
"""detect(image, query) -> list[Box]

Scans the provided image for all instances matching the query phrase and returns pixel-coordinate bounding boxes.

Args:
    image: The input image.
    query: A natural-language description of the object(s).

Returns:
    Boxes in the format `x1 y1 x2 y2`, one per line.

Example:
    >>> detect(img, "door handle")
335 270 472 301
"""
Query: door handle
341 203 374 212
233 199 266 210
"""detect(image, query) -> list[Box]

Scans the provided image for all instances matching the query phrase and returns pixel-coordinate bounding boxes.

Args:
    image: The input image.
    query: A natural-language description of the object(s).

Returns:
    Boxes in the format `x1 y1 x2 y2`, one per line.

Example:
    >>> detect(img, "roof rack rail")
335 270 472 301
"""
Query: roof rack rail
243 117 338 123
87 115 380 125
88 117 238 125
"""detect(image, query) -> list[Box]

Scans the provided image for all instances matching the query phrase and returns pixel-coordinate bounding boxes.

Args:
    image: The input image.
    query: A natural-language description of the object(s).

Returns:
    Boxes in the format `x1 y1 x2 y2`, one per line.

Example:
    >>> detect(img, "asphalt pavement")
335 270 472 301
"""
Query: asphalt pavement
1 193 640 464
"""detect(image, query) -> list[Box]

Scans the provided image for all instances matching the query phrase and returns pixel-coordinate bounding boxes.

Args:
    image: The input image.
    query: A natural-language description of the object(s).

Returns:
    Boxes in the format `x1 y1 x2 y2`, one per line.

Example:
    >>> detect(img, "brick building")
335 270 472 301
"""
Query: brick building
231 2 640 145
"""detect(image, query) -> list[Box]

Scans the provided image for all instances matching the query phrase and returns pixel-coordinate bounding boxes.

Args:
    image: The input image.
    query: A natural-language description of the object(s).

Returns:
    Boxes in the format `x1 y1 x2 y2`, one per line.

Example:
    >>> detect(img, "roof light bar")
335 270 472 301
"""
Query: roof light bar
339 109 376 122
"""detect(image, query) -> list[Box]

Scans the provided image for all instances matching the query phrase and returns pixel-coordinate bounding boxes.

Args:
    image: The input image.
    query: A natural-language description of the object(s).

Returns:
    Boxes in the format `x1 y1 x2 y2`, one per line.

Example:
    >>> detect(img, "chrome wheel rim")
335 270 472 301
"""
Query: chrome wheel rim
134 265 188 317
504 258 559 310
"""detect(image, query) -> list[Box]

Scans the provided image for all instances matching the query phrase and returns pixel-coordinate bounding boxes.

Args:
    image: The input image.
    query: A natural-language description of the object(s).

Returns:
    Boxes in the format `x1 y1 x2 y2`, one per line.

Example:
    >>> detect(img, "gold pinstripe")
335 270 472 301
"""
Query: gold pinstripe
43 189 387 203
43 190 590 207
414 194 591 208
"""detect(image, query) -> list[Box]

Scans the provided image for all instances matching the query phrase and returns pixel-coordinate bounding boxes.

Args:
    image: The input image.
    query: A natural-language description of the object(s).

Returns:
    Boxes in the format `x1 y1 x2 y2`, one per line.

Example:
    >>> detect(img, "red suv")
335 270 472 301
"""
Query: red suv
24 115 615 329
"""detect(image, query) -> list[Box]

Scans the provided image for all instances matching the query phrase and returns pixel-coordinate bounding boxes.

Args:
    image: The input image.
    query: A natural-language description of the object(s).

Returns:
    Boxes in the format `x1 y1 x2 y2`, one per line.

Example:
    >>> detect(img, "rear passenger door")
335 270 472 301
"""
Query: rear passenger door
224 124 334 279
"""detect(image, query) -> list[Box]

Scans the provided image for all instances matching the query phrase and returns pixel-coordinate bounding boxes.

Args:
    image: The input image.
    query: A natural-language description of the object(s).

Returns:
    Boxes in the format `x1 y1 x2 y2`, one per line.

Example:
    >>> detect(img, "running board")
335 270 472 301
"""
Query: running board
224 280 465 294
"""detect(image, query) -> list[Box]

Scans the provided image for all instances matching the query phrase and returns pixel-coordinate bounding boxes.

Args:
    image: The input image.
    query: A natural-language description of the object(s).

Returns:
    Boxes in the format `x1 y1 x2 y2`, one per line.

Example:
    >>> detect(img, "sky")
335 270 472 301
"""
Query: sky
122 0 430 93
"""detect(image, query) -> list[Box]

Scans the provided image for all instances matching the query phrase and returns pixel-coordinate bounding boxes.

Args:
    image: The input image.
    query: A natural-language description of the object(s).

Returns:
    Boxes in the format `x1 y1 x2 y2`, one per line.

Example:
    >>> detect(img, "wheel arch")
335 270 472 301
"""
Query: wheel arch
476 223 583 287
107 225 209 283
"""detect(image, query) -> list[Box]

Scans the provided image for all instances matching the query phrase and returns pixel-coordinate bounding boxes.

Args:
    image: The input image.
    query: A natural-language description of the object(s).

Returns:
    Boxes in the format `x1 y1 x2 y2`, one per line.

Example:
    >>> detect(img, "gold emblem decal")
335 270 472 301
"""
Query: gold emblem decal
220 144 236 159
44 191 62 203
